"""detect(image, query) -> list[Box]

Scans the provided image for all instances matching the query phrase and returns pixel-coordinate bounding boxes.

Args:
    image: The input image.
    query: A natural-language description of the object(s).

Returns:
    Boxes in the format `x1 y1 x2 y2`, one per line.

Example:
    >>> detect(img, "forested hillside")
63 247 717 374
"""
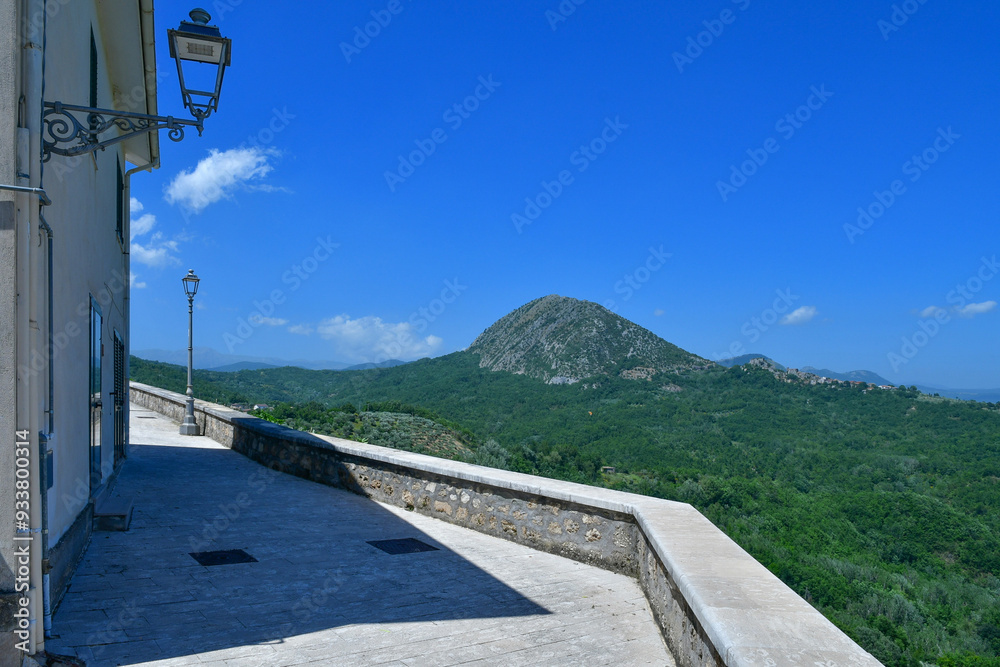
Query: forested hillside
130 351 1000 665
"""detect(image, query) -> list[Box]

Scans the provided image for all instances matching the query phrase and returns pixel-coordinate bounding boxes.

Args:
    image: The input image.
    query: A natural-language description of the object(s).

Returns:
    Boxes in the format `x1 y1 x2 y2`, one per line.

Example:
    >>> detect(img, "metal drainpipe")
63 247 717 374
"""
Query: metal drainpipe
21 0 46 654
37 0 52 640
39 215 53 637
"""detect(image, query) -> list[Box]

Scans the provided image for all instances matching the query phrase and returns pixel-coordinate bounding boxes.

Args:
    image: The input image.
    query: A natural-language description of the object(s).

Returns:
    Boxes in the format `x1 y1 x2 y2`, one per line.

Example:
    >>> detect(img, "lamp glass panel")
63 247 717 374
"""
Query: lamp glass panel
182 274 200 297
172 34 224 65
176 57 222 111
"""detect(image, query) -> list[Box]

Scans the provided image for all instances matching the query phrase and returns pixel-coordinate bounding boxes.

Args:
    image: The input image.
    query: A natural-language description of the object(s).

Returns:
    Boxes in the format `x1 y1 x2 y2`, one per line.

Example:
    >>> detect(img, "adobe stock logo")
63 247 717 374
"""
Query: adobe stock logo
844 126 959 244
878 0 930 40
340 0 409 63
710 288 800 361
603 246 672 312
408 279 467 333
512 117 628 234
545 0 587 30
672 0 753 74
371 278 468 364
887 256 998 372
716 85 833 202
223 236 339 352
384 75 501 192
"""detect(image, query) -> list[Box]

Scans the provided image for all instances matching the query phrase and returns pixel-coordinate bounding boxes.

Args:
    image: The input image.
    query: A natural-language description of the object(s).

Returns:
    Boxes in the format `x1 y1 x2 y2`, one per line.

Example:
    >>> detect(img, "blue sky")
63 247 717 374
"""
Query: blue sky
129 0 1000 388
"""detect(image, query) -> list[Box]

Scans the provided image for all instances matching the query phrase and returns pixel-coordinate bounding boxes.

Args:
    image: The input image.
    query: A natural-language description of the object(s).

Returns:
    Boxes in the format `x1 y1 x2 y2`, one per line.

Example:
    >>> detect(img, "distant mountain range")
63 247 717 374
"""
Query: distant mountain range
204 359 409 373
799 366 893 386
131 347 350 370
715 354 999 401
206 361 282 372
132 347 407 373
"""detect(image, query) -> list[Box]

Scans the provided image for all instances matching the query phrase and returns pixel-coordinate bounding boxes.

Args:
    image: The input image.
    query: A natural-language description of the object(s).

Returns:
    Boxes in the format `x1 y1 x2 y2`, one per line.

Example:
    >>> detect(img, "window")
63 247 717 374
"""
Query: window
90 29 98 108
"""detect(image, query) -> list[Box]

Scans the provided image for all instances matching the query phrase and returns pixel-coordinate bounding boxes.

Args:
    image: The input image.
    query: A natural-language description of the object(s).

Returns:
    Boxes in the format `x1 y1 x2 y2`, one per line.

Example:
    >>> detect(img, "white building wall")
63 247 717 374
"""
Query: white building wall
1 0 155 656
42 0 131 545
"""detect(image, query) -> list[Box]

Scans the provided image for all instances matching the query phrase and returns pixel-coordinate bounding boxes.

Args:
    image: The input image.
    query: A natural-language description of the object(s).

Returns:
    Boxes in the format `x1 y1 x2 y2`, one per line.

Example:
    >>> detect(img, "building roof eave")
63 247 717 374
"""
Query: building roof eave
96 0 158 167
138 0 158 169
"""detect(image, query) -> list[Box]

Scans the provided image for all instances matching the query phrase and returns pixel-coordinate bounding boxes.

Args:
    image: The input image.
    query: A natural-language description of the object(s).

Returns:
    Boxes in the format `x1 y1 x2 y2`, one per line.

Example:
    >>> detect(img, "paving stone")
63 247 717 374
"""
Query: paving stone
46 405 675 666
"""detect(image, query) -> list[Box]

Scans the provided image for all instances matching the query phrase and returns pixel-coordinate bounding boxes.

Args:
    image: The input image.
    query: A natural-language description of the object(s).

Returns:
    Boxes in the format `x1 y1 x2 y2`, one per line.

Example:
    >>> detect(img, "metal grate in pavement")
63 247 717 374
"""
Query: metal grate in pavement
367 538 439 555
189 549 258 566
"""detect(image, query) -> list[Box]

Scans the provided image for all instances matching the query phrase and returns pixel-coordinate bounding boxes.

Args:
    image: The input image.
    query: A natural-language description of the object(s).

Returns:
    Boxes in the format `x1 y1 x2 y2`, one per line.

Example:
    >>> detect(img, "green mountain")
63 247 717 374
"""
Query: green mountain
130 296 1000 666
468 294 711 383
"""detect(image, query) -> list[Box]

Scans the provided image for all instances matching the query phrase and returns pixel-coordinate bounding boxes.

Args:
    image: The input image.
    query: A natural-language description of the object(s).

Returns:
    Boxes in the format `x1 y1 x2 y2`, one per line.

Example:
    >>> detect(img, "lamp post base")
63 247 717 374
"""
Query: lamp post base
180 415 200 435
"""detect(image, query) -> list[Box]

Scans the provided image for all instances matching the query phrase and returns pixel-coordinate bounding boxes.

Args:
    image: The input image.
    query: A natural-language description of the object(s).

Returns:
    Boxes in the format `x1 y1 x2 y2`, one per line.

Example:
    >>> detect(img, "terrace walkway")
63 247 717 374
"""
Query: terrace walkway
46 405 674 666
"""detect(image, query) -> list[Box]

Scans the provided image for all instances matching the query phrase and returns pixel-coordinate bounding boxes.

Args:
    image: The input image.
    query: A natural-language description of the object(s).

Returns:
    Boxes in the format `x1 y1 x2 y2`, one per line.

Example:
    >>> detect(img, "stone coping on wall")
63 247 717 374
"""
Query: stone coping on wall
128 381 881 667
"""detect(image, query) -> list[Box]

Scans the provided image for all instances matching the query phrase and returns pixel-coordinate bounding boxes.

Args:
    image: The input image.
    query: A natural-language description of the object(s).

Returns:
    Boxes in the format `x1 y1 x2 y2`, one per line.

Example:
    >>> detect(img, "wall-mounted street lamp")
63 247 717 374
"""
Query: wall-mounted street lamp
168 8 232 121
42 9 232 161
180 269 201 436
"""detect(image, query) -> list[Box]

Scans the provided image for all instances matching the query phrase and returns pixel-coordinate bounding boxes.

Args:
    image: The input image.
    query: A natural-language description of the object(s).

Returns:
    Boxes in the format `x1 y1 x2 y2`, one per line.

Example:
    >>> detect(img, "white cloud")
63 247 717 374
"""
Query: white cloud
129 198 180 267
955 301 997 318
130 213 157 239
129 271 146 289
780 305 817 326
653 309 665 317
164 147 279 213
919 305 945 318
249 315 288 326
288 324 314 335
131 231 179 268
129 198 158 240
315 315 443 362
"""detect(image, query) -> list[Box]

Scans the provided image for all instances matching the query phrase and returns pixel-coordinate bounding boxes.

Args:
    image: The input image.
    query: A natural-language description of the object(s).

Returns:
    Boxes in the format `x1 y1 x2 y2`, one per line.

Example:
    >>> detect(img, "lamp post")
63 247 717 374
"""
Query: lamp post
180 270 201 435
42 8 232 160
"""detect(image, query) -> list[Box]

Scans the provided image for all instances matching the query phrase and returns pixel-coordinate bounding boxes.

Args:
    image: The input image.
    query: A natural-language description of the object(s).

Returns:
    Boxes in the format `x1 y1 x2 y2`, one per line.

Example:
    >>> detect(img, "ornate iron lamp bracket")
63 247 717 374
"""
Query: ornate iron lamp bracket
41 101 205 161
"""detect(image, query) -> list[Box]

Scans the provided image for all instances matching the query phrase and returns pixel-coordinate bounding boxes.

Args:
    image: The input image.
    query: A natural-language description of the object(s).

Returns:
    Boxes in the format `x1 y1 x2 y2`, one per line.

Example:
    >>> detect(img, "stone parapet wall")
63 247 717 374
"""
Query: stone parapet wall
129 381 881 667
228 413 641 575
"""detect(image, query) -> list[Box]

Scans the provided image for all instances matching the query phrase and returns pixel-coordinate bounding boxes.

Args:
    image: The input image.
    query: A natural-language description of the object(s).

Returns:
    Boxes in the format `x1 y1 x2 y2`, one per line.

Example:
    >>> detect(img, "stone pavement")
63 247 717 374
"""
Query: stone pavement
45 405 674 666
